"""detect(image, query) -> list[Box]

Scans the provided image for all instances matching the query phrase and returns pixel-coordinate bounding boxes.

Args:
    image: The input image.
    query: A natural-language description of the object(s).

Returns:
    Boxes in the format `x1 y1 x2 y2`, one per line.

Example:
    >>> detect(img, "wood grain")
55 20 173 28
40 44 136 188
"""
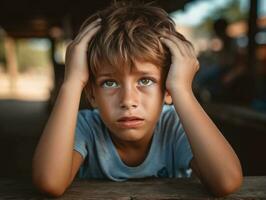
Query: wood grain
0 176 265 199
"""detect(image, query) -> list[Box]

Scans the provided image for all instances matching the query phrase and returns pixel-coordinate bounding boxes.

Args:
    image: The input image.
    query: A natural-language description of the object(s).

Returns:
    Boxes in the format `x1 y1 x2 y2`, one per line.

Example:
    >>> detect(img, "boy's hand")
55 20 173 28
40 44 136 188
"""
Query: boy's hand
160 35 199 93
64 18 101 88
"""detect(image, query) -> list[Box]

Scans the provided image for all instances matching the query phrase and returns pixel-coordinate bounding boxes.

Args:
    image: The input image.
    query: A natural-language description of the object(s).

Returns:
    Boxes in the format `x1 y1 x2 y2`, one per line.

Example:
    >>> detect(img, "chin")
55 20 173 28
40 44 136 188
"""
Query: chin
115 129 146 141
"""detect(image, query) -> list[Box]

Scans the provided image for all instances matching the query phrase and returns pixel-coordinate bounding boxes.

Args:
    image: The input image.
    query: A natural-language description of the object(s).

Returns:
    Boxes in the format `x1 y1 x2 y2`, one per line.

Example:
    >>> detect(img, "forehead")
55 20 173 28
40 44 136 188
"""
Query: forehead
96 61 162 77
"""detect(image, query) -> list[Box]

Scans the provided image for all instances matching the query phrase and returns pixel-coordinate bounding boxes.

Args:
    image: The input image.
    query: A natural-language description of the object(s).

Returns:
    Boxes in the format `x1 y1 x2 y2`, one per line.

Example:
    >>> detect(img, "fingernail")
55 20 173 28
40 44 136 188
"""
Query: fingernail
97 18 102 21
160 37 164 40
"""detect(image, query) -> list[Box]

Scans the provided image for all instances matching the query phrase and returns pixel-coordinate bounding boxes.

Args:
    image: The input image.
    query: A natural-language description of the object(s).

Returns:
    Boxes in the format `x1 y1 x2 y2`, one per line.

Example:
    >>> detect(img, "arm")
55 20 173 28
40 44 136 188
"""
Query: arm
160 36 243 197
32 18 101 197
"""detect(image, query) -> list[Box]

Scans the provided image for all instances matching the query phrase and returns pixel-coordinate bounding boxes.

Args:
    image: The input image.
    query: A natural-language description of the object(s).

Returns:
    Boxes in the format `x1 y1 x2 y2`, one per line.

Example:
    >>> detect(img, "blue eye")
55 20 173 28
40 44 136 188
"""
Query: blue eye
139 78 154 86
102 80 119 88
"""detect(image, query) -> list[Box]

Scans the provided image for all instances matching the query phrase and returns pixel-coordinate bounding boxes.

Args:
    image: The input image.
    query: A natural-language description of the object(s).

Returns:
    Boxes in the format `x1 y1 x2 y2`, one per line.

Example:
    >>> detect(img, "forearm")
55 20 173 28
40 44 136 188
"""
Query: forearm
161 30 242 196
32 81 83 189
171 88 242 192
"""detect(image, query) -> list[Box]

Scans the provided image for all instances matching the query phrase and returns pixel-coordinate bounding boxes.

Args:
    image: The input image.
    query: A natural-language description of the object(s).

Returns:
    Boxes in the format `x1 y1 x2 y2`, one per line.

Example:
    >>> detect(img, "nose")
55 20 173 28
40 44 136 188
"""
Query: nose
119 84 138 109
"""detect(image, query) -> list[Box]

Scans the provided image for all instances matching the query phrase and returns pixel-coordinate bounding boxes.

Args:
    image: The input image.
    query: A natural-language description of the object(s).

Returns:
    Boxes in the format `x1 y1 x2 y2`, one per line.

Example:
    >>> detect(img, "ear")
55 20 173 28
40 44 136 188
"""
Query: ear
85 86 98 108
164 90 172 105
89 95 98 108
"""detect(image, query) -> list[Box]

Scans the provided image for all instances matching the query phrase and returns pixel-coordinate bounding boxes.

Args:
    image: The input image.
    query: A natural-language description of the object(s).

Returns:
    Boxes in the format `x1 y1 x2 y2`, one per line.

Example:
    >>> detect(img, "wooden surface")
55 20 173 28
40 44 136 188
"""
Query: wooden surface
0 176 265 199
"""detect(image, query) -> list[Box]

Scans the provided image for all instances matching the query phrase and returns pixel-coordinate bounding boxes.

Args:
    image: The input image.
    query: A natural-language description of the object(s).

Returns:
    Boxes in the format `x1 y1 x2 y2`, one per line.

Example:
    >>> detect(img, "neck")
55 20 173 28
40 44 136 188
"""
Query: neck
109 130 154 167
109 130 154 152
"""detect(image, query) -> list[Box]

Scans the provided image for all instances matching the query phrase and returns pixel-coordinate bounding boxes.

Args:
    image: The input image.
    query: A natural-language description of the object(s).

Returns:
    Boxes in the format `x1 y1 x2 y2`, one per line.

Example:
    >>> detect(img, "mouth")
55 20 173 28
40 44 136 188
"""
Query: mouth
116 116 144 128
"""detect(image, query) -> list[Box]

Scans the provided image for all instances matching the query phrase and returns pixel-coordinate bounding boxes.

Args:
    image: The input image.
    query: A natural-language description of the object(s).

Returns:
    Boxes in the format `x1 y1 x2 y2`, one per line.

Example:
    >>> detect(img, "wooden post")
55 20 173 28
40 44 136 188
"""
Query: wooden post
4 36 18 96
247 0 258 99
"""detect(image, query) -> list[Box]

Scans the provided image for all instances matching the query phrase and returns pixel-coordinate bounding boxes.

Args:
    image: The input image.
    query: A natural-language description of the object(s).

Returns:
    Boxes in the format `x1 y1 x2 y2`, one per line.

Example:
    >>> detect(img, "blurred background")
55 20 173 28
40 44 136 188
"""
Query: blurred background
0 0 265 178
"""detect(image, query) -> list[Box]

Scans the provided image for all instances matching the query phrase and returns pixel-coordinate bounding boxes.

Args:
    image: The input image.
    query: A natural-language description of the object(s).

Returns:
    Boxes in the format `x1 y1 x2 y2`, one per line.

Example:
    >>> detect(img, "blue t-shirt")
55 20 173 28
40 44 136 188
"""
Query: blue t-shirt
74 105 193 181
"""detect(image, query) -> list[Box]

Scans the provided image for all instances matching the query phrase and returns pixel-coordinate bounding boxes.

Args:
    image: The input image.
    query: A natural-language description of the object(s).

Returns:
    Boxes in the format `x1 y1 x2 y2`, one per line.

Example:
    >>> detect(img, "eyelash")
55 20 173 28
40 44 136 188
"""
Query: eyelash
100 77 156 88
101 80 119 88
138 78 155 86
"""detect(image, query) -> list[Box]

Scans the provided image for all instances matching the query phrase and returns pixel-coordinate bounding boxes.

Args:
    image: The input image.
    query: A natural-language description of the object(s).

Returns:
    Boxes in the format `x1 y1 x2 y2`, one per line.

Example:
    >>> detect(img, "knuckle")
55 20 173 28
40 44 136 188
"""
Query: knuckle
71 42 83 51
194 60 200 70
66 46 72 54
66 41 76 51
66 43 72 50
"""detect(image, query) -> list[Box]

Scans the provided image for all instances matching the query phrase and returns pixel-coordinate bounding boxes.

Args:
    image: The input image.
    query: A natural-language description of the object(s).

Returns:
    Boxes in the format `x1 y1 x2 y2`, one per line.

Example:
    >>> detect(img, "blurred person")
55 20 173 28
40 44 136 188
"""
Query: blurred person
251 44 266 112
195 18 246 103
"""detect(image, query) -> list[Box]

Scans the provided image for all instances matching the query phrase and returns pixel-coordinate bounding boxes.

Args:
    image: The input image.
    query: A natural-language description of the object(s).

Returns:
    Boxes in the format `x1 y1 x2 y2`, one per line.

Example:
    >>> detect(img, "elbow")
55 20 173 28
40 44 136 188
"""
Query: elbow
32 173 67 197
212 169 243 197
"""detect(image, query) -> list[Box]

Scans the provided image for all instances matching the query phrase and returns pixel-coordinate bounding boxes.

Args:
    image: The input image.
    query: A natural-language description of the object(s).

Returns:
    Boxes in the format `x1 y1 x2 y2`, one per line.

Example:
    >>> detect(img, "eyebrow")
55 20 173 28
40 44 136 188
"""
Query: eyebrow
97 72 116 77
97 70 160 77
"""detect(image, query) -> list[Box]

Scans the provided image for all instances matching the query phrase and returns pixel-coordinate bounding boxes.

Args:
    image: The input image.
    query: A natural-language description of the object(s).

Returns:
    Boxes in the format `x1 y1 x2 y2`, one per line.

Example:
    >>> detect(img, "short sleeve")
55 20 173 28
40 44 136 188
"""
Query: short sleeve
74 111 92 159
174 123 193 174
161 105 193 177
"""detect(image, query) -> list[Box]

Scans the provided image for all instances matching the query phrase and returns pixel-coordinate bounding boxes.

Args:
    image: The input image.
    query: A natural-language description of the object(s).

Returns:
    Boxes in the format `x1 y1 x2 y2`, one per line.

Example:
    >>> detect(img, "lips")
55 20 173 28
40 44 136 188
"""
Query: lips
116 116 144 128
117 116 143 121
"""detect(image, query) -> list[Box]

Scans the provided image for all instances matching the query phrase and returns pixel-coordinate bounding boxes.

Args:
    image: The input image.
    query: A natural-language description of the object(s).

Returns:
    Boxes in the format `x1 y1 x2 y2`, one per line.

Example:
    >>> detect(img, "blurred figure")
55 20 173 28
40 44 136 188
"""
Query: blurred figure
195 18 246 103
251 44 266 112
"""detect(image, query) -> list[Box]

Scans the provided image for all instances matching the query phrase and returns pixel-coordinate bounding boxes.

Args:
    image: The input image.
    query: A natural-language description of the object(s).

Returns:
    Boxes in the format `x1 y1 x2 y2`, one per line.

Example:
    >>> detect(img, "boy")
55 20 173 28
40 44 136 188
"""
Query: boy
32 2 243 197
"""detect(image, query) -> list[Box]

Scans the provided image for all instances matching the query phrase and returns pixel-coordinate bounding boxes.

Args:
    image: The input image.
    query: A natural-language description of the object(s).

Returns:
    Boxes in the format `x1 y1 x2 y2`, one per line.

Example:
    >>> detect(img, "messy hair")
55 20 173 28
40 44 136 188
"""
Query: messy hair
79 1 192 102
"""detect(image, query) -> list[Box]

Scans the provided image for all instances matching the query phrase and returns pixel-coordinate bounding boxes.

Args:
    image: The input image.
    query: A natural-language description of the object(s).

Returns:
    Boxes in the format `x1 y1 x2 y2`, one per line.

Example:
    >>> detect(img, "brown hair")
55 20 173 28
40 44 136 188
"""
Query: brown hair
79 1 191 103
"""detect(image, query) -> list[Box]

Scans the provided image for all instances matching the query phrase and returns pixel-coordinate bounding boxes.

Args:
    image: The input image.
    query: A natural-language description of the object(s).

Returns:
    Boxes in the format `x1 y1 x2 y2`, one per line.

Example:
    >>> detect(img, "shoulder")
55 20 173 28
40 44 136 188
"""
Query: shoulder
77 109 101 125
160 104 181 125
162 104 176 113
157 104 186 141
78 108 99 118
76 109 105 134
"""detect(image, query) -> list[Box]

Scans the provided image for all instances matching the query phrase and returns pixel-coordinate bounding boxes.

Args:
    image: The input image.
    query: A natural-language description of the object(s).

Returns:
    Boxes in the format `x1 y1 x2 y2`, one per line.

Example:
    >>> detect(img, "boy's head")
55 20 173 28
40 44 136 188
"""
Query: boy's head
79 1 190 105
77 2 191 143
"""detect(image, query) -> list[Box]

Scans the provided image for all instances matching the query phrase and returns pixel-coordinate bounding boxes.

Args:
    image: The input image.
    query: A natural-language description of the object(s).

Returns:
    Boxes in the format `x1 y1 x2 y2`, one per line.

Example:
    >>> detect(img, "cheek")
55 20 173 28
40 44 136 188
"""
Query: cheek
141 85 164 99
140 87 164 108
95 90 117 112
96 94 112 108
96 98 114 123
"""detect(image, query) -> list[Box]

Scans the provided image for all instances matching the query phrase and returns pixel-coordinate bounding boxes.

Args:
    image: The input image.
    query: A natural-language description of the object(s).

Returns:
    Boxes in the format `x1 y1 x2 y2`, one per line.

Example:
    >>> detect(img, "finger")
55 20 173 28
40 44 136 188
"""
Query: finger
65 23 101 62
166 35 197 58
169 36 199 70
167 35 194 57
65 40 75 60
72 24 101 50
74 22 101 45
78 24 101 44
76 18 101 39
78 19 101 41
74 18 101 43
160 37 182 60
185 42 197 58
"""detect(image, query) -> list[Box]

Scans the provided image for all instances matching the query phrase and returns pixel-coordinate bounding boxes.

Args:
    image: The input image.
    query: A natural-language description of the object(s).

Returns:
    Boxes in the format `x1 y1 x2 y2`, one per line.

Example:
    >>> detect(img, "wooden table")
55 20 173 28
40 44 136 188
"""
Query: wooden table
0 176 265 199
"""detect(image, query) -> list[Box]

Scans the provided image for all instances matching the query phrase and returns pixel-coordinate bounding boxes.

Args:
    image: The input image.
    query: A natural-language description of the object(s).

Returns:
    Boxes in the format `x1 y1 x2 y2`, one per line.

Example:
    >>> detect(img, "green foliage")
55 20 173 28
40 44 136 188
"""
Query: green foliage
195 0 248 36
212 0 248 22
16 39 51 73
0 38 6 65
